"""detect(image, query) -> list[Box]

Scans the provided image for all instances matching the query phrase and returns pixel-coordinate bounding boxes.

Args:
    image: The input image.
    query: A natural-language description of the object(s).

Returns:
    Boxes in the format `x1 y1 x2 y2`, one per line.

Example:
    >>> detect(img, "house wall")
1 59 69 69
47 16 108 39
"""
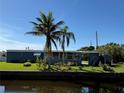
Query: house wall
6 50 101 66
88 53 99 66
6 50 82 64
7 51 44 63
51 52 82 65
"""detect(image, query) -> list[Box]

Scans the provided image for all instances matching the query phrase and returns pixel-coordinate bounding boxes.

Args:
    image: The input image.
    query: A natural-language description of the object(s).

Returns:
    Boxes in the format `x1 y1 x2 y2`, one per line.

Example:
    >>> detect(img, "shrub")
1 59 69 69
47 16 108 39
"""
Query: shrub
51 64 61 72
36 57 48 71
23 61 31 67
79 66 83 71
67 62 77 66
102 64 114 72
50 63 71 72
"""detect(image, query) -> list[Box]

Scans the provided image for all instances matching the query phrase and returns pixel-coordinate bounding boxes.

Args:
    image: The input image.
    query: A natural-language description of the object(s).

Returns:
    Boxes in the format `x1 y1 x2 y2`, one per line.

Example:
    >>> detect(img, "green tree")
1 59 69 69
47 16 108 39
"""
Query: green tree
26 12 64 68
98 42 124 63
59 26 76 63
77 46 95 51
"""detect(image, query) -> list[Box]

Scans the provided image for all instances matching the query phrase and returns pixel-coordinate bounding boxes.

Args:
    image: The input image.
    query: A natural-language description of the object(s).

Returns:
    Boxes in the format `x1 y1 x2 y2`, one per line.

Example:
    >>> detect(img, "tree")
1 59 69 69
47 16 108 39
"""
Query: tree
97 42 124 63
77 46 95 61
77 46 95 51
59 26 76 63
26 12 64 67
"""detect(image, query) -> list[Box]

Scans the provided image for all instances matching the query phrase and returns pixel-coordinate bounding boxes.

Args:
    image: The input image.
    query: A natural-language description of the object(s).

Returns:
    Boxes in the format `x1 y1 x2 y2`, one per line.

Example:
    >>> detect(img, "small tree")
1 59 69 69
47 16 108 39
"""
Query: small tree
59 26 76 64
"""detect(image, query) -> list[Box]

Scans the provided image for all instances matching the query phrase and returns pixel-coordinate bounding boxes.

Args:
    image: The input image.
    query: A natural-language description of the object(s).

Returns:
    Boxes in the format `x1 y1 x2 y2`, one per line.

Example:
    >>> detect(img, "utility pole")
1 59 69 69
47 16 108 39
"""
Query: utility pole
90 41 92 46
96 31 99 50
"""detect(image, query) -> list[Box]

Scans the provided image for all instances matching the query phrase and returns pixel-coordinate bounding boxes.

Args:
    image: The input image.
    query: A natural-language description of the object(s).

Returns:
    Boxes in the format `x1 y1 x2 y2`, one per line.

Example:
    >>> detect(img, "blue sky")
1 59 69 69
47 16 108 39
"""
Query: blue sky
0 0 124 50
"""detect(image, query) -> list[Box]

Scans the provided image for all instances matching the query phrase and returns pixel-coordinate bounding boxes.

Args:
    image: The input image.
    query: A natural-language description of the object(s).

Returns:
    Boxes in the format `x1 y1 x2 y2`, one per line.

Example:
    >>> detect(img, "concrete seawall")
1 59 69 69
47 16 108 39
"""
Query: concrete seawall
0 71 124 84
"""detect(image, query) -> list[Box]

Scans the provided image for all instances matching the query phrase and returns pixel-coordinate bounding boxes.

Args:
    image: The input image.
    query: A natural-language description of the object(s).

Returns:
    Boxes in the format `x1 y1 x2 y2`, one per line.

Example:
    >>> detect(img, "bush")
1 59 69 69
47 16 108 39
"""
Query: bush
51 64 61 72
67 62 77 66
23 61 31 67
102 64 114 72
36 57 48 71
50 63 72 72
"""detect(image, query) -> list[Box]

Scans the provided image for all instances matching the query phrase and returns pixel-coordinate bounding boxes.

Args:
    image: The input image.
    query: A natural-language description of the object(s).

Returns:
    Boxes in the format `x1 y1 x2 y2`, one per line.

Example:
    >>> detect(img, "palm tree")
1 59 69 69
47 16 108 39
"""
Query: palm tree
59 26 76 64
26 12 64 67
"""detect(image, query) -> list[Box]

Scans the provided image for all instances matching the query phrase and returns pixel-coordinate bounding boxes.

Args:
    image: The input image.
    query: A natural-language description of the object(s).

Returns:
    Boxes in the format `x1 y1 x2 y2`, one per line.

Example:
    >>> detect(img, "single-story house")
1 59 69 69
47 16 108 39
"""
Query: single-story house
6 50 83 65
6 50 101 65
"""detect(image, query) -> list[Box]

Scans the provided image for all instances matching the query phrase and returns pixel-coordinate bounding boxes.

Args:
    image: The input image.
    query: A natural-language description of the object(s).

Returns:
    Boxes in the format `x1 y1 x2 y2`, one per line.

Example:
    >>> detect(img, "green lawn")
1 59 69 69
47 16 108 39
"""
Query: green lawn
71 65 124 73
71 66 104 72
0 62 124 72
0 62 37 71
112 64 124 72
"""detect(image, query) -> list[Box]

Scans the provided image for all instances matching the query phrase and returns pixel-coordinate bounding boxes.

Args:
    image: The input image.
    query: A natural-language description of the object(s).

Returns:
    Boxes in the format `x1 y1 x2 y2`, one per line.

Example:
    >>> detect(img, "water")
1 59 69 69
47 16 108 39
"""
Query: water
0 80 124 93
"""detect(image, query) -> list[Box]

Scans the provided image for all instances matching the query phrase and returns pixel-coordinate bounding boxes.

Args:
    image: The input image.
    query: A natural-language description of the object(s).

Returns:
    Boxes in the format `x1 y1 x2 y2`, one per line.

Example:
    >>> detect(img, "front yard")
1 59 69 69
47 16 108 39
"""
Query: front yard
0 62 124 72
0 62 37 71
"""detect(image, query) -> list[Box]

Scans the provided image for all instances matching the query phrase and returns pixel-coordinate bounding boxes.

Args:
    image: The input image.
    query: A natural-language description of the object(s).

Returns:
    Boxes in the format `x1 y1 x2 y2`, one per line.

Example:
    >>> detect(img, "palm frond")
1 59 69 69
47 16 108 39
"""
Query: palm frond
52 31 62 36
61 36 65 51
51 39 58 50
50 21 64 32
26 31 44 36
47 12 54 25
40 12 48 25
30 21 38 25
66 36 70 46
65 32 76 43
34 26 44 31
56 20 64 27
68 32 76 43
52 34 61 42
36 17 43 23
49 25 57 32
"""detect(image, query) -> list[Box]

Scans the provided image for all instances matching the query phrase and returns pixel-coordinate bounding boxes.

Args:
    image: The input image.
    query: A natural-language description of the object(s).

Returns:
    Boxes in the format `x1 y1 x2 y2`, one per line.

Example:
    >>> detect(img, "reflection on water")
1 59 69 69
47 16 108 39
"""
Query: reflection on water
0 80 81 93
0 80 124 93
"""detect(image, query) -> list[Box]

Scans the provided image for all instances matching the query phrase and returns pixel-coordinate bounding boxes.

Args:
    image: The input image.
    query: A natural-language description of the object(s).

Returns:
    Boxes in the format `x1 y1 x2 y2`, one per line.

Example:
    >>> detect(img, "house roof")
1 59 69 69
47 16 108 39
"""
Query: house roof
7 50 99 53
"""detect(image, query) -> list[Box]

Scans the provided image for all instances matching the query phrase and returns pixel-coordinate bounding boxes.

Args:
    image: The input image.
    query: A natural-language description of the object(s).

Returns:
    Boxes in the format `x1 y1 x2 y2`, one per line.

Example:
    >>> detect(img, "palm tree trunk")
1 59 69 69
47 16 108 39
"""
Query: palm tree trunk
44 36 52 70
62 36 65 64
62 51 65 64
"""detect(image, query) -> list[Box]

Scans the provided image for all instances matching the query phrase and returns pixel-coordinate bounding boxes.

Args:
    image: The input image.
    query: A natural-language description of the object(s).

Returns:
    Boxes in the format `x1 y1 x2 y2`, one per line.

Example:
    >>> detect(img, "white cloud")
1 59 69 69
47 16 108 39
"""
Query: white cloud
0 23 43 50
0 37 42 50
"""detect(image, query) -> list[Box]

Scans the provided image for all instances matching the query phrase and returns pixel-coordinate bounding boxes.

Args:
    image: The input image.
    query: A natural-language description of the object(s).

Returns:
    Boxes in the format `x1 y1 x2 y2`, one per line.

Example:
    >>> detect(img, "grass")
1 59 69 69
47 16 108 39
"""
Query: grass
0 62 124 72
0 62 37 71
71 66 104 72
112 64 124 72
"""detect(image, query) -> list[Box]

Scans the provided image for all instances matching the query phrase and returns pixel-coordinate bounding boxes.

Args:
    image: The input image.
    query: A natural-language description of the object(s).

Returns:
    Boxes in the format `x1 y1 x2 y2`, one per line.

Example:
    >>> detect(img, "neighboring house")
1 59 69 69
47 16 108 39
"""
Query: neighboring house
0 51 6 62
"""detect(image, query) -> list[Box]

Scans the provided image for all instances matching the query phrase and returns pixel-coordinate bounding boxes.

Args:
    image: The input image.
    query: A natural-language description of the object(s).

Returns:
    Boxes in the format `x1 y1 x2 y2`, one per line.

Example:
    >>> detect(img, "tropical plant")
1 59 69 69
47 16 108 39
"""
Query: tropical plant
59 26 76 63
26 12 64 68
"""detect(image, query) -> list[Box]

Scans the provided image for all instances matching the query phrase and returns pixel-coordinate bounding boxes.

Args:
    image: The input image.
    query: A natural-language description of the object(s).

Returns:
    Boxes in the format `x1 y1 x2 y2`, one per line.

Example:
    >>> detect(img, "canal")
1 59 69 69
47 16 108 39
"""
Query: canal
0 80 124 93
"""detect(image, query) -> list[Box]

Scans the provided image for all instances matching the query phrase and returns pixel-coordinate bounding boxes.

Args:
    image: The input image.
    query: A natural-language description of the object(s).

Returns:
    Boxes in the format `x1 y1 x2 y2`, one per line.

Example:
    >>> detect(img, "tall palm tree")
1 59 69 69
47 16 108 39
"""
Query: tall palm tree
26 12 64 67
59 26 76 63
